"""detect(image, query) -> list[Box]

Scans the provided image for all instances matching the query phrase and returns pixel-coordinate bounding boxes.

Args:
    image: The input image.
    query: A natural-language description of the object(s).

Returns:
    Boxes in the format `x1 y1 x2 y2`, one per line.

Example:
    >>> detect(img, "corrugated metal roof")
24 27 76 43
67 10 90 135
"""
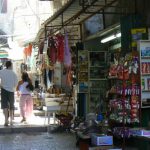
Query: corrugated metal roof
34 0 120 43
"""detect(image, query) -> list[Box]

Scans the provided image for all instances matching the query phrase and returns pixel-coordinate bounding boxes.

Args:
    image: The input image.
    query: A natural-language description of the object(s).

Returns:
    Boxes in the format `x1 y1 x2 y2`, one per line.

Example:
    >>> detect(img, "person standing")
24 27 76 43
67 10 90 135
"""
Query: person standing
16 72 34 123
0 60 18 126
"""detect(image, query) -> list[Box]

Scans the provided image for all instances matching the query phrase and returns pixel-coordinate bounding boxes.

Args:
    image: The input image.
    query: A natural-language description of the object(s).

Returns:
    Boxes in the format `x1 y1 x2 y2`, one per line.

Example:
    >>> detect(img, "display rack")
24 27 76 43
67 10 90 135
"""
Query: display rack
107 53 141 149
78 50 88 93
138 40 150 108
77 50 89 116
88 51 107 113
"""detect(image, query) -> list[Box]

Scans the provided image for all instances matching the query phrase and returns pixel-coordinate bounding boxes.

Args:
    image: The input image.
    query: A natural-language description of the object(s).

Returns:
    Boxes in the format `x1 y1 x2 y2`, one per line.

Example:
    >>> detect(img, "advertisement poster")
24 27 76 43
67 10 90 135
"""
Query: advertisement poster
131 28 147 50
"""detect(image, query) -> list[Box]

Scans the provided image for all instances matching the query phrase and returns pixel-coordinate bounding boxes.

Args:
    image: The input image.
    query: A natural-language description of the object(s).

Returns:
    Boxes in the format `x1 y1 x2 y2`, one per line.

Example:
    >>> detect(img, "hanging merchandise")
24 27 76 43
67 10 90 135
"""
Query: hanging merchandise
66 66 73 87
20 63 27 73
47 36 57 64
38 41 44 54
23 47 28 61
23 43 33 70
108 52 141 141
43 40 48 54
64 29 72 67
55 33 64 63
27 43 32 57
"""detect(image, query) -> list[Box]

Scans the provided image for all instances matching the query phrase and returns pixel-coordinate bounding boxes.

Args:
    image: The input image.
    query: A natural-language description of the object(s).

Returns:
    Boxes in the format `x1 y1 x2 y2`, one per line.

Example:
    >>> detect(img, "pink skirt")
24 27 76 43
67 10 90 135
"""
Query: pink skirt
19 95 33 119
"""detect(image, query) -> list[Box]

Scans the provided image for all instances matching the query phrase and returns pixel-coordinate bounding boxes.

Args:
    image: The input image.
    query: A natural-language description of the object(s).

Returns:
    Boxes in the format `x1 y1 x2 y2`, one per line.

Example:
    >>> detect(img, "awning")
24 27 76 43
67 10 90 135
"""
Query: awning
0 29 9 48
34 0 122 43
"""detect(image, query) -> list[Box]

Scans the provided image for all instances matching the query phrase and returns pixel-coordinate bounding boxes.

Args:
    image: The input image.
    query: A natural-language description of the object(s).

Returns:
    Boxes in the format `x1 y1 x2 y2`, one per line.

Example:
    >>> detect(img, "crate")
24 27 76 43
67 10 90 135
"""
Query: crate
91 134 113 146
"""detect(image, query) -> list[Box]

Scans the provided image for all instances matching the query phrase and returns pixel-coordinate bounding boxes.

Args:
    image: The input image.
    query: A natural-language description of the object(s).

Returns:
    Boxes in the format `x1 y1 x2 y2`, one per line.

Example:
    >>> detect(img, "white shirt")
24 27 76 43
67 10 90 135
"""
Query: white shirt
0 69 18 92
19 82 31 95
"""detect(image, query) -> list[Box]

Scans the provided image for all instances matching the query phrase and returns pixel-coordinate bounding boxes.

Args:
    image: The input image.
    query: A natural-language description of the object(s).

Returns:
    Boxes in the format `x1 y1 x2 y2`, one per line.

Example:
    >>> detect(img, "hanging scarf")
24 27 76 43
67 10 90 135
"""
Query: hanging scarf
64 29 71 67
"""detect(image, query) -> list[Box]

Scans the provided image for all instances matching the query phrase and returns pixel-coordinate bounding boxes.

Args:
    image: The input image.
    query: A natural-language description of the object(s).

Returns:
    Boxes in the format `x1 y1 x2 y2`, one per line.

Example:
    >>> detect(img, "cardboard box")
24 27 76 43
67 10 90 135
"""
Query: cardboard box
91 134 113 146
130 128 150 136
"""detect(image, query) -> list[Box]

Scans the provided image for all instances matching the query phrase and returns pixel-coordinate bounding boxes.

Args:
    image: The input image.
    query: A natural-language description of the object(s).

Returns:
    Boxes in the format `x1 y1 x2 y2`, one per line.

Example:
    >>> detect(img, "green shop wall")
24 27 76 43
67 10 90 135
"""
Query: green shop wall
120 14 147 55
141 109 150 127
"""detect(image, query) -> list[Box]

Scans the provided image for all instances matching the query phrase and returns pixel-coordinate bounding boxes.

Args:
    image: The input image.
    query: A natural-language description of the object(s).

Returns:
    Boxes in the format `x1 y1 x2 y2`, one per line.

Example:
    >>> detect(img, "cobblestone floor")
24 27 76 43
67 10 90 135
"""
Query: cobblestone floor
0 132 78 150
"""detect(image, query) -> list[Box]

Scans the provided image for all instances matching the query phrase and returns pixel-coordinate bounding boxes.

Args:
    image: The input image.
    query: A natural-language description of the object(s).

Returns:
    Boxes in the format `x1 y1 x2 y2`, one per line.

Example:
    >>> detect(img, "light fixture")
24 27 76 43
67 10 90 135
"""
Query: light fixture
101 32 121 43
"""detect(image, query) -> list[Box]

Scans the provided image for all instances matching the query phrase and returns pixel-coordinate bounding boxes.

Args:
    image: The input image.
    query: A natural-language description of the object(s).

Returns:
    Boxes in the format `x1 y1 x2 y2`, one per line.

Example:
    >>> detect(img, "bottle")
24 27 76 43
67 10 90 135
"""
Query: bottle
147 78 150 90
142 78 145 90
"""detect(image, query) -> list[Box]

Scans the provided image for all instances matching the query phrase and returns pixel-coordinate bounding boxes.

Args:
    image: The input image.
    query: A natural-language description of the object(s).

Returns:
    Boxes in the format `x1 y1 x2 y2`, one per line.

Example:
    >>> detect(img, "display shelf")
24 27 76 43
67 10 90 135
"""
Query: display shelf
142 73 150 76
142 90 150 92
107 53 141 145
88 51 108 113
89 78 107 81
89 66 105 67
77 50 89 91
138 40 150 108
141 57 150 59
77 50 89 116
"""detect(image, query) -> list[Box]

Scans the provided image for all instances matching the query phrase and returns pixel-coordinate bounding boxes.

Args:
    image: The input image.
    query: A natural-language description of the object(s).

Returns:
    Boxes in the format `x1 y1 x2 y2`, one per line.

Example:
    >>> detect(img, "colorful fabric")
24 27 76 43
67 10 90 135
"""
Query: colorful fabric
64 30 71 67
48 37 57 64
56 34 64 62
39 41 44 54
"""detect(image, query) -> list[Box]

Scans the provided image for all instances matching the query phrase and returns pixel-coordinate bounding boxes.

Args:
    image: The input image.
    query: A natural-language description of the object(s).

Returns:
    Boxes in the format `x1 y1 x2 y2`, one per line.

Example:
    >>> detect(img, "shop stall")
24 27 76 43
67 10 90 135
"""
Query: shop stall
30 0 150 149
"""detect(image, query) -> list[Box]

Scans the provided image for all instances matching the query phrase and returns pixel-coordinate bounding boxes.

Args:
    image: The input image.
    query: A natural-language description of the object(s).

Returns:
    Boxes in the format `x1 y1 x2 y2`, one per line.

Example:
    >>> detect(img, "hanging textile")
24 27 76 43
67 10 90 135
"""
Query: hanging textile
27 43 32 56
43 40 48 54
47 36 57 64
55 33 64 62
64 30 71 67
43 68 47 89
66 66 72 87
39 41 44 54
23 47 28 60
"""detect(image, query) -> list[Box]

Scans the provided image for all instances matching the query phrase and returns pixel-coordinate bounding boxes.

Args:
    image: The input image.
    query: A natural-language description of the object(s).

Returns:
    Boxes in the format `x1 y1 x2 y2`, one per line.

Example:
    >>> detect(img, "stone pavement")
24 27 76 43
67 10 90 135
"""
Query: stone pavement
0 132 78 150
0 108 57 134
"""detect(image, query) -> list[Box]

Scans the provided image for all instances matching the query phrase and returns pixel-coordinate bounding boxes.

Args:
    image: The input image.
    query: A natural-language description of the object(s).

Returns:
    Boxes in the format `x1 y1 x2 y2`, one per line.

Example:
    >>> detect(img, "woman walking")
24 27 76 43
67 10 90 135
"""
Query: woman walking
16 72 34 123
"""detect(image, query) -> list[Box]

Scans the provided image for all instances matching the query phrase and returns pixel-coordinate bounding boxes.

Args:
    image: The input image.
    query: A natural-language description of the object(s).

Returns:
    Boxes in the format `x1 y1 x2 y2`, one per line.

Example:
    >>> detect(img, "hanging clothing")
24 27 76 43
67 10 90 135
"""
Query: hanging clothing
48 69 53 83
23 47 28 60
47 37 57 64
20 63 27 73
43 40 48 54
39 41 44 54
43 69 47 89
55 33 64 62
27 43 32 56
66 67 72 87
64 30 71 67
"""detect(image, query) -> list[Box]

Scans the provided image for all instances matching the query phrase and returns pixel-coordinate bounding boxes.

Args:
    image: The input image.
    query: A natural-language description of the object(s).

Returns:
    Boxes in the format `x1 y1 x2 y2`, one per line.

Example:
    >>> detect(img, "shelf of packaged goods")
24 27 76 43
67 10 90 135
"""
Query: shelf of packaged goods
141 56 150 59
78 80 88 82
141 106 150 108
78 92 88 94
89 66 105 68
78 71 88 73
90 87 101 89
108 76 118 79
142 90 150 92
141 73 150 76
89 78 107 81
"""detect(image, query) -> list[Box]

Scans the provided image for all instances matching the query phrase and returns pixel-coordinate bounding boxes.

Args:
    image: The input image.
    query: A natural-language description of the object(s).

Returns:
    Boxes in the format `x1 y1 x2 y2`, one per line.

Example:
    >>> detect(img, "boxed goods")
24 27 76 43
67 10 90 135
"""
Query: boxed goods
91 134 113 146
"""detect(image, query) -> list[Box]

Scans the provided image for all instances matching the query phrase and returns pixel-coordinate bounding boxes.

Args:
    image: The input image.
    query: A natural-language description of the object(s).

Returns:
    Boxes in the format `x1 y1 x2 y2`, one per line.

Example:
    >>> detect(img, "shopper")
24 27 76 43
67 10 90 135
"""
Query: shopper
16 72 34 123
0 60 18 126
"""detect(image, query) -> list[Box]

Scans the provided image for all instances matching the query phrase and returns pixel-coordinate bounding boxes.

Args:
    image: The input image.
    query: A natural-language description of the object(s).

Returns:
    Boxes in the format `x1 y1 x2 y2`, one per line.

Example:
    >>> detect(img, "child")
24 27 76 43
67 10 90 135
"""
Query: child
16 72 34 123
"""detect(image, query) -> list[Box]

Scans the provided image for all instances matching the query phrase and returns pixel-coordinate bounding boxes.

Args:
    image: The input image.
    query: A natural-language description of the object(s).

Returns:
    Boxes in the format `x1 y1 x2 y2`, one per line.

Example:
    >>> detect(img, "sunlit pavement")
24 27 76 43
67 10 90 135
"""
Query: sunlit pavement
0 108 59 134
0 106 78 150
